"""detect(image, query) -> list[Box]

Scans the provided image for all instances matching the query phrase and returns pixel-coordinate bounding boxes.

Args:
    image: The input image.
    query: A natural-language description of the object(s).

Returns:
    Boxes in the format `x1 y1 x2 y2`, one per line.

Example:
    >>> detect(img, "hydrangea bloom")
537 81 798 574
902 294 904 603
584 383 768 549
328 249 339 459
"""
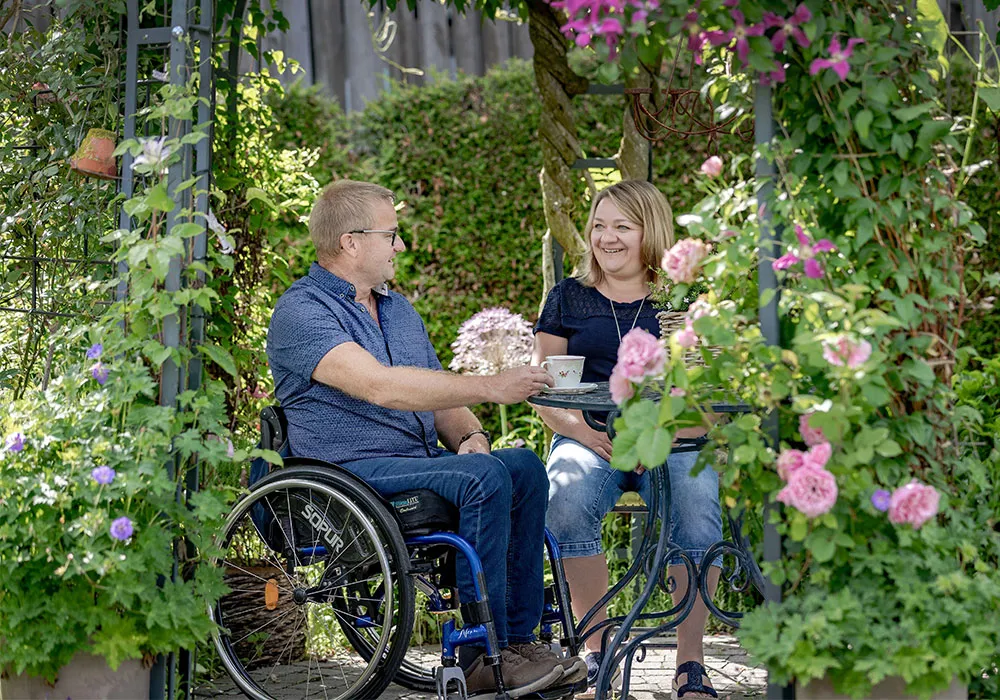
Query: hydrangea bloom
86 343 103 360
614 327 666 381
700 155 723 177
450 307 533 376
110 516 134 541
799 413 827 447
888 480 940 529
871 489 891 512
776 467 838 518
5 432 25 453
809 37 865 82
772 225 837 279
92 465 116 485
661 238 711 284
822 335 873 369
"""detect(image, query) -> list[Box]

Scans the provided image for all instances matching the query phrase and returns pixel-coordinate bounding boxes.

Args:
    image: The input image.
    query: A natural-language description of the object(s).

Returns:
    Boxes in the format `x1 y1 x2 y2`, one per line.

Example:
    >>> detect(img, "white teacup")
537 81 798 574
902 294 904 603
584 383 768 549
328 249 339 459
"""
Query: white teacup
541 355 585 388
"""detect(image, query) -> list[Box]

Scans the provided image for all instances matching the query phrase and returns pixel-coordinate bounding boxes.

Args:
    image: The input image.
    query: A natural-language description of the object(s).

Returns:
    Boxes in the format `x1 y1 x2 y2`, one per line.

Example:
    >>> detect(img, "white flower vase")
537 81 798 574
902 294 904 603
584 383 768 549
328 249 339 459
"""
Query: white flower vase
796 676 967 700
1 653 150 699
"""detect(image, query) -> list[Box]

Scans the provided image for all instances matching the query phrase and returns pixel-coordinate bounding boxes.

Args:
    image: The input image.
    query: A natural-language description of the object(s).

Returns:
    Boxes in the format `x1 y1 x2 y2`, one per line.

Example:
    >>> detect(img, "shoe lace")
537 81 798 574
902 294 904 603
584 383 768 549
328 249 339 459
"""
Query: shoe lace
501 647 531 667
512 642 552 663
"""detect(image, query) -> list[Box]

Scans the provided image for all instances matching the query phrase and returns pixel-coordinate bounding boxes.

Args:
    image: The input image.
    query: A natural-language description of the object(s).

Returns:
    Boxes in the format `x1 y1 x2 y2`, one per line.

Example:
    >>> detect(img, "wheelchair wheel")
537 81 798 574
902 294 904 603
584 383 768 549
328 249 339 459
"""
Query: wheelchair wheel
211 469 415 700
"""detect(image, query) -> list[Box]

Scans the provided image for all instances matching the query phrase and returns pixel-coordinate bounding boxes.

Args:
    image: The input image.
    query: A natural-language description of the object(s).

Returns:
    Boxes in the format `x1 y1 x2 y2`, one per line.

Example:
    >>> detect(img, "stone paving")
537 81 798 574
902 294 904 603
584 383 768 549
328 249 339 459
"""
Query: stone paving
197 634 767 699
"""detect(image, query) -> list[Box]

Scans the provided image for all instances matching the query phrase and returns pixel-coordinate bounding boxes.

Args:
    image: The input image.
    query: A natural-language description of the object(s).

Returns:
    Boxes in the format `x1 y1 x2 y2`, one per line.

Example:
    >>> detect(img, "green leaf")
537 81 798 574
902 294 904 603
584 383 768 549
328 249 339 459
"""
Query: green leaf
854 109 873 140
978 87 1000 112
806 530 837 562
916 119 952 151
892 102 934 123
245 187 275 209
145 183 176 212
198 343 238 378
637 426 673 468
876 439 902 457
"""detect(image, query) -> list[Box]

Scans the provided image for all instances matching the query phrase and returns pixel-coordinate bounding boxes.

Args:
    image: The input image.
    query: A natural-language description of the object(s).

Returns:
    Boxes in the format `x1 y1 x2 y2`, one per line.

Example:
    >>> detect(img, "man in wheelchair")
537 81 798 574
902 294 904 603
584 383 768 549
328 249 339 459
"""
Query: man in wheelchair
265 179 586 697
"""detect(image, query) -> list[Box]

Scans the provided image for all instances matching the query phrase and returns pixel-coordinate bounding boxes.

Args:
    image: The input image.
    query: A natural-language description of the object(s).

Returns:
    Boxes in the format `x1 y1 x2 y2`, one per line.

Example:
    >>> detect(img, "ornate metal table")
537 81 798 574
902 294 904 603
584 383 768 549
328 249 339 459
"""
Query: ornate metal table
529 382 764 699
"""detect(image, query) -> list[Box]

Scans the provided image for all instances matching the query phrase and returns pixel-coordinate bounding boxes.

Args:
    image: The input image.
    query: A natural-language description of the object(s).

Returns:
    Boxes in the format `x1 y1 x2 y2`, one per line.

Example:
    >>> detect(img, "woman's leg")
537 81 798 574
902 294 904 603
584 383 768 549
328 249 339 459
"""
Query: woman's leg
545 435 628 654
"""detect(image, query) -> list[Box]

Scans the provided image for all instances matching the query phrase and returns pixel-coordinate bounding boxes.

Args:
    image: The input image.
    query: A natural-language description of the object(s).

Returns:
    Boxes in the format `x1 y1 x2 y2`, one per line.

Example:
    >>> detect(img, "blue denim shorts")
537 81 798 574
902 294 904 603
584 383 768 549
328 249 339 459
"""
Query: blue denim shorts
545 434 723 567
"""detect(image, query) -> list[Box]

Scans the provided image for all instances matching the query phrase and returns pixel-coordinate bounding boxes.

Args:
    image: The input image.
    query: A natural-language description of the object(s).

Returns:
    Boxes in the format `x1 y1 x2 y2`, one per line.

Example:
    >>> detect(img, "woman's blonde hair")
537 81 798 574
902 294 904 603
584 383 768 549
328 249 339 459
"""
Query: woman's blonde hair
309 179 395 260
574 180 675 287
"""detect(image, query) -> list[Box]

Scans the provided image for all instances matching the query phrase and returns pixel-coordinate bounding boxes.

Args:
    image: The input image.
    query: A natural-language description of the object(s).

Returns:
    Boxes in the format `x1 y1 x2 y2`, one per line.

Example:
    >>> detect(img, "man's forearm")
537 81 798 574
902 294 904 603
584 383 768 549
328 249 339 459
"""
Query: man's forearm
434 407 484 451
368 366 497 411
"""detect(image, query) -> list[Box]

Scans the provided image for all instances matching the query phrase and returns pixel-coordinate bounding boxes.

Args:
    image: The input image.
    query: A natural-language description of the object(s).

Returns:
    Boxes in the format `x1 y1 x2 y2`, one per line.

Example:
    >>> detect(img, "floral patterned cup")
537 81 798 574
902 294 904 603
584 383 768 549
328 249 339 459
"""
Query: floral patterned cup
540 355 585 387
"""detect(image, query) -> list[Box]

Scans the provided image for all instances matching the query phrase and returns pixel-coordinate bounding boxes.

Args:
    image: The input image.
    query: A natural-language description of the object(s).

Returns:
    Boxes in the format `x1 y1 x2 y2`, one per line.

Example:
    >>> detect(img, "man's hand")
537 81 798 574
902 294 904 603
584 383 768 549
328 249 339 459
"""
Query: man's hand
574 425 614 462
485 366 554 404
457 433 491 455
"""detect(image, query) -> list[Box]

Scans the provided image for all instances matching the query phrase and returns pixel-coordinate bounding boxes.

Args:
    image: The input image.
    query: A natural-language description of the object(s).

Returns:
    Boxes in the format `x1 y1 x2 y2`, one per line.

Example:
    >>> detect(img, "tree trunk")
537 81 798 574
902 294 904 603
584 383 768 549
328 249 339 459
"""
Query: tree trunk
616 57 662 182
526 0 588 276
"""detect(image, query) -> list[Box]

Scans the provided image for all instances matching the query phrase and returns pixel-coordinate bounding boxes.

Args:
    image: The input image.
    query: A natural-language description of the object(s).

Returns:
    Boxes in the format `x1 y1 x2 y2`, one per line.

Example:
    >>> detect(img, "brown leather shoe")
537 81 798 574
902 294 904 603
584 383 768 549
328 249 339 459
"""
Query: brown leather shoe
464 647 564 697
508 642 588 684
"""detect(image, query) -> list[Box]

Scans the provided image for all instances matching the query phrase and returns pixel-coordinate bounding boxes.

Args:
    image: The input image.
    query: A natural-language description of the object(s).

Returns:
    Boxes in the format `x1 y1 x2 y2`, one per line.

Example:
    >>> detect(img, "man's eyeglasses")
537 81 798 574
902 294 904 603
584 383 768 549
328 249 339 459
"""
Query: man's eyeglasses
349 228 400 246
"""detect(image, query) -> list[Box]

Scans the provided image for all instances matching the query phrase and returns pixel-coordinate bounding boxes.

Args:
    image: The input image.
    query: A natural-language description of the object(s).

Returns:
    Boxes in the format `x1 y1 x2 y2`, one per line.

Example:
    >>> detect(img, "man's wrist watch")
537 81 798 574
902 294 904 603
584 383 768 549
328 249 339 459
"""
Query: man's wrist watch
458 429 491 447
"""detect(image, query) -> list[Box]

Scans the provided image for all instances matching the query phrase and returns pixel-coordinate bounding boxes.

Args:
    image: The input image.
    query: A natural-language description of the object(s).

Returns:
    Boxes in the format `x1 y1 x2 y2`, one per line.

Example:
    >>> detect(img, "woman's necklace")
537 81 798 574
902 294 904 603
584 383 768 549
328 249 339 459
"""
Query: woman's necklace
610 294 646 343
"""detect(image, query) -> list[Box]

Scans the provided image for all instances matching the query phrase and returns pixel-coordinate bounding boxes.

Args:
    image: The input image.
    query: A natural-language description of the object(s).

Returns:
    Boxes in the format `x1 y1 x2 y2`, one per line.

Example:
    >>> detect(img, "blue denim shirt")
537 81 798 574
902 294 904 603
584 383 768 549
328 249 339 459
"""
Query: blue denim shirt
266 263 444 463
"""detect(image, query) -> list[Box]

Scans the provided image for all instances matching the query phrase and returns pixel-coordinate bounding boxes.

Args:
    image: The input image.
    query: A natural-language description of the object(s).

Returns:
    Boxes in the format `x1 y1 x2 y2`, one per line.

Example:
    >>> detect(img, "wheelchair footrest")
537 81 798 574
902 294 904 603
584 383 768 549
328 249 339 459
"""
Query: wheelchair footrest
436 665 469 700
518 679 587 700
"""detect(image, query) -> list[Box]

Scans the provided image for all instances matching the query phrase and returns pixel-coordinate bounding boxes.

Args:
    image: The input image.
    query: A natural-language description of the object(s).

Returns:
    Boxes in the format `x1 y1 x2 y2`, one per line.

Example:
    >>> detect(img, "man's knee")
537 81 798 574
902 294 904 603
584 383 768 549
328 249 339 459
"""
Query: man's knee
457 452 513 504
493 447 548 496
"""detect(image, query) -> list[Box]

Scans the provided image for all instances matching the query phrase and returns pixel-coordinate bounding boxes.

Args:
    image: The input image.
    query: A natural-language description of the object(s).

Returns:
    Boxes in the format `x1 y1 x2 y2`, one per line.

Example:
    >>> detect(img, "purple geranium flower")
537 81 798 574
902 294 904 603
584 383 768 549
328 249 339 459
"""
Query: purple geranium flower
110 516 134 541
86 343 103 360
92 465 116 485
91 363 109 385
809 36 865 82
871 489 891 512
5 432 25 453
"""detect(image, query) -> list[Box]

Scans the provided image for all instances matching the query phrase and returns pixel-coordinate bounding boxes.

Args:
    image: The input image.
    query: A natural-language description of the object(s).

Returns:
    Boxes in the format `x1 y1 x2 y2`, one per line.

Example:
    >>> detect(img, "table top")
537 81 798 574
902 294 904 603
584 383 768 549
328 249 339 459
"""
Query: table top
527 381 752 414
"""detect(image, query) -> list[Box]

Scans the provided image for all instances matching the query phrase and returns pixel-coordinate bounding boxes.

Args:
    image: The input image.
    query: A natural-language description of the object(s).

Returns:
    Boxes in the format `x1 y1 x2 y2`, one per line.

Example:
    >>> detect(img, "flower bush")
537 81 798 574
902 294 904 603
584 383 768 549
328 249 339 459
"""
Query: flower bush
558 0 1000 696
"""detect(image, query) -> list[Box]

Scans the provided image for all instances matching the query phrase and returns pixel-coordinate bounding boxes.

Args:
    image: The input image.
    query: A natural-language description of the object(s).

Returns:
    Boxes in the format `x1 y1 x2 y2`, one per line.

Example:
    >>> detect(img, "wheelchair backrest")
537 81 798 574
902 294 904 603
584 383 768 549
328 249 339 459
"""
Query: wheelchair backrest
260 405 289 453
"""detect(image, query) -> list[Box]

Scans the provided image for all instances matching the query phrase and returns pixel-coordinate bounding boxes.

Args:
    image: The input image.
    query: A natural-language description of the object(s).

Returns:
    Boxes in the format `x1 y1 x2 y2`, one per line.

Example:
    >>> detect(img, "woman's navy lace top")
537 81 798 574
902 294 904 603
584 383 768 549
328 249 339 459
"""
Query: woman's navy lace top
534 277 661 384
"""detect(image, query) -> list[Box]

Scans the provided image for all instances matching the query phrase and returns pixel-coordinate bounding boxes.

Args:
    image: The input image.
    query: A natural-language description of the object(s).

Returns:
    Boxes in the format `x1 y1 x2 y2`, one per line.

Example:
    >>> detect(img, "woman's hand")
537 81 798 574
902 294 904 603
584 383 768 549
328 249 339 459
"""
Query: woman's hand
573 425 614 462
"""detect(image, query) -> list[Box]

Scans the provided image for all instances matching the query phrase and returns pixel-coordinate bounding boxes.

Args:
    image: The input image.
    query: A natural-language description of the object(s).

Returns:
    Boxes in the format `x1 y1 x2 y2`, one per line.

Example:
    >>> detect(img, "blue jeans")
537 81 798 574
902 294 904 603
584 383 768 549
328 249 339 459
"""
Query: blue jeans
341 448 547 647
545 435 723 567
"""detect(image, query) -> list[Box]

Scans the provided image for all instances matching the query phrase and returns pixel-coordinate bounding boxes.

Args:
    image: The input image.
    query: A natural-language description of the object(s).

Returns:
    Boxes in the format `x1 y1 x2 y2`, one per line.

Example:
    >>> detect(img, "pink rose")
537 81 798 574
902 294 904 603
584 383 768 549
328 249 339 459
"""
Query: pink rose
822 335 873 369
614 327 666 382
802 441 832 470
661 238 711 284
888 480 940 529
687 298 712 321
670 387 686 397
776 448 805 480
675 320 699 349
799 413 826 447
700 155 723 177
776 467 838 518
609 368 635 405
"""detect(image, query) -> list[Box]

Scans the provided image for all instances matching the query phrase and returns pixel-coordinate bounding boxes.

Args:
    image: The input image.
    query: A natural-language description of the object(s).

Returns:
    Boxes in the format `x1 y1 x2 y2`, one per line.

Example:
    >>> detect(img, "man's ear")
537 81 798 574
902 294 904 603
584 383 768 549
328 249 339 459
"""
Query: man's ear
338 232 357 257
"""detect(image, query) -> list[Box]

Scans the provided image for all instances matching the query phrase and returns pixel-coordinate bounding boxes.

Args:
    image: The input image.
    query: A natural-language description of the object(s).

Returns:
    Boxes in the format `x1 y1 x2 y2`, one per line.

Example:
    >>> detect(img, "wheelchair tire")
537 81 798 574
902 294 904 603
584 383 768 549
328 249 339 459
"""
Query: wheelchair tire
210 468 415 700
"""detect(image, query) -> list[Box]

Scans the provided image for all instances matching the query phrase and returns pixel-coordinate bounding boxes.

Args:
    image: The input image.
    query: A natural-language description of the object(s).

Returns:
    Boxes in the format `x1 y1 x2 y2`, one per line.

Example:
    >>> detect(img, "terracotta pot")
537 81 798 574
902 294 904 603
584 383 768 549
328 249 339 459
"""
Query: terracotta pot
1 652 150 699
797 676 967 699
70 128 118 180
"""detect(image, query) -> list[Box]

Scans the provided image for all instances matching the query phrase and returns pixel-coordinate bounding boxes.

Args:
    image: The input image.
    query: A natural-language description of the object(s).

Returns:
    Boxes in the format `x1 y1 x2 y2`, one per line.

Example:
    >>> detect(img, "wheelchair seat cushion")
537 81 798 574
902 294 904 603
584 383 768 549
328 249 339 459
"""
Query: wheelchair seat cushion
387 489 459 535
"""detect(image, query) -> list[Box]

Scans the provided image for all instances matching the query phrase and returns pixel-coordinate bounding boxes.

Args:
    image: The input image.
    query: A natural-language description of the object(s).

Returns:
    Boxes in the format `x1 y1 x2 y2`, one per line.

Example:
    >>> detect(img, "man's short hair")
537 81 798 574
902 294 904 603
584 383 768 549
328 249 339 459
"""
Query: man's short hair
309 180 395 259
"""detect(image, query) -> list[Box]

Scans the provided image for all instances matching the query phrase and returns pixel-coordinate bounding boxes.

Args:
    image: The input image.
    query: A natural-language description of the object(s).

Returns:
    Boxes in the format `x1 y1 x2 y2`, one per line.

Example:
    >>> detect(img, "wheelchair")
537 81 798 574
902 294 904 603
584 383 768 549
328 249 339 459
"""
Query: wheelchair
210 406 584 700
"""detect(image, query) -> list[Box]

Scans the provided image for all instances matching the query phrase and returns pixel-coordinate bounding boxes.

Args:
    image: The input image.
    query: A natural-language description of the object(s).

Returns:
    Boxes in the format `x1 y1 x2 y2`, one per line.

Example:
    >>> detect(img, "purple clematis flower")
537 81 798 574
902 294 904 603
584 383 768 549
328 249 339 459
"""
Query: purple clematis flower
92 465 116 485
5 432 25 453
86 343 103 360
773 225 837 279
730 10 766 66
110 516 134 541
683 11 708 62
760 61 786 87
91 363 110 385
809 36 865 82
871 489 891 512
763 4 811 53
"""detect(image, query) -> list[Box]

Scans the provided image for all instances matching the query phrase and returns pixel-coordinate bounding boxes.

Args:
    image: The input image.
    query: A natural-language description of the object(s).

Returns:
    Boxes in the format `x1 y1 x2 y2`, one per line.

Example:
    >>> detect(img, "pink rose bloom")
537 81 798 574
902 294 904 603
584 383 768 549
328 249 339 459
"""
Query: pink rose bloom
609 368 635 405
670 387 686 397
803 441 832 470
776 467 838 518
675 320 699 349
822 335 873 369
614 327 666 381
687 298 712 321
888 481 940 529
776 449 805 480
799 413 826 447
661 238 711 284
700 155 723 177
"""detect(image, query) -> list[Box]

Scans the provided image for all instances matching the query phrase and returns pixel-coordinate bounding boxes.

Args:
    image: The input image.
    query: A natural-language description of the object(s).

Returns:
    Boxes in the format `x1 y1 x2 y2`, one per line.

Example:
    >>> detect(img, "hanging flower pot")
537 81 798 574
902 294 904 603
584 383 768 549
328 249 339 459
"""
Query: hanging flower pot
70 128 118 180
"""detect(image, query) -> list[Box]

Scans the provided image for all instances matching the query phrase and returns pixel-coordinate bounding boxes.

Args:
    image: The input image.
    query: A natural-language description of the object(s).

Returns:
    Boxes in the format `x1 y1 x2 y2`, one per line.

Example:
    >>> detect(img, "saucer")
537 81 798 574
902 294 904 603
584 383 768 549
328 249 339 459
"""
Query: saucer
541 382 598 395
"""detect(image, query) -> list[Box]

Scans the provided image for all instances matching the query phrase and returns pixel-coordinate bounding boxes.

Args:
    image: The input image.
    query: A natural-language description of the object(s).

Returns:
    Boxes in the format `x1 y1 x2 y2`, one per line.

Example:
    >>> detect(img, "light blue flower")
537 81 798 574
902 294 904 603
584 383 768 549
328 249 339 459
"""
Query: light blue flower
86 343 103 360
110 516 134 541
871 489 891 512
92 465 116 485
91 363 109 385
5 432 25 453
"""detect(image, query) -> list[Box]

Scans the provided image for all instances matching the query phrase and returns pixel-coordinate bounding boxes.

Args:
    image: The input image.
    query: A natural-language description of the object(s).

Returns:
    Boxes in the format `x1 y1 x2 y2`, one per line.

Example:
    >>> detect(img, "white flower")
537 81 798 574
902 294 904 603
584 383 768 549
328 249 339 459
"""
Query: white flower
449 307 533 376
206 209 235 254
132 136 171 175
